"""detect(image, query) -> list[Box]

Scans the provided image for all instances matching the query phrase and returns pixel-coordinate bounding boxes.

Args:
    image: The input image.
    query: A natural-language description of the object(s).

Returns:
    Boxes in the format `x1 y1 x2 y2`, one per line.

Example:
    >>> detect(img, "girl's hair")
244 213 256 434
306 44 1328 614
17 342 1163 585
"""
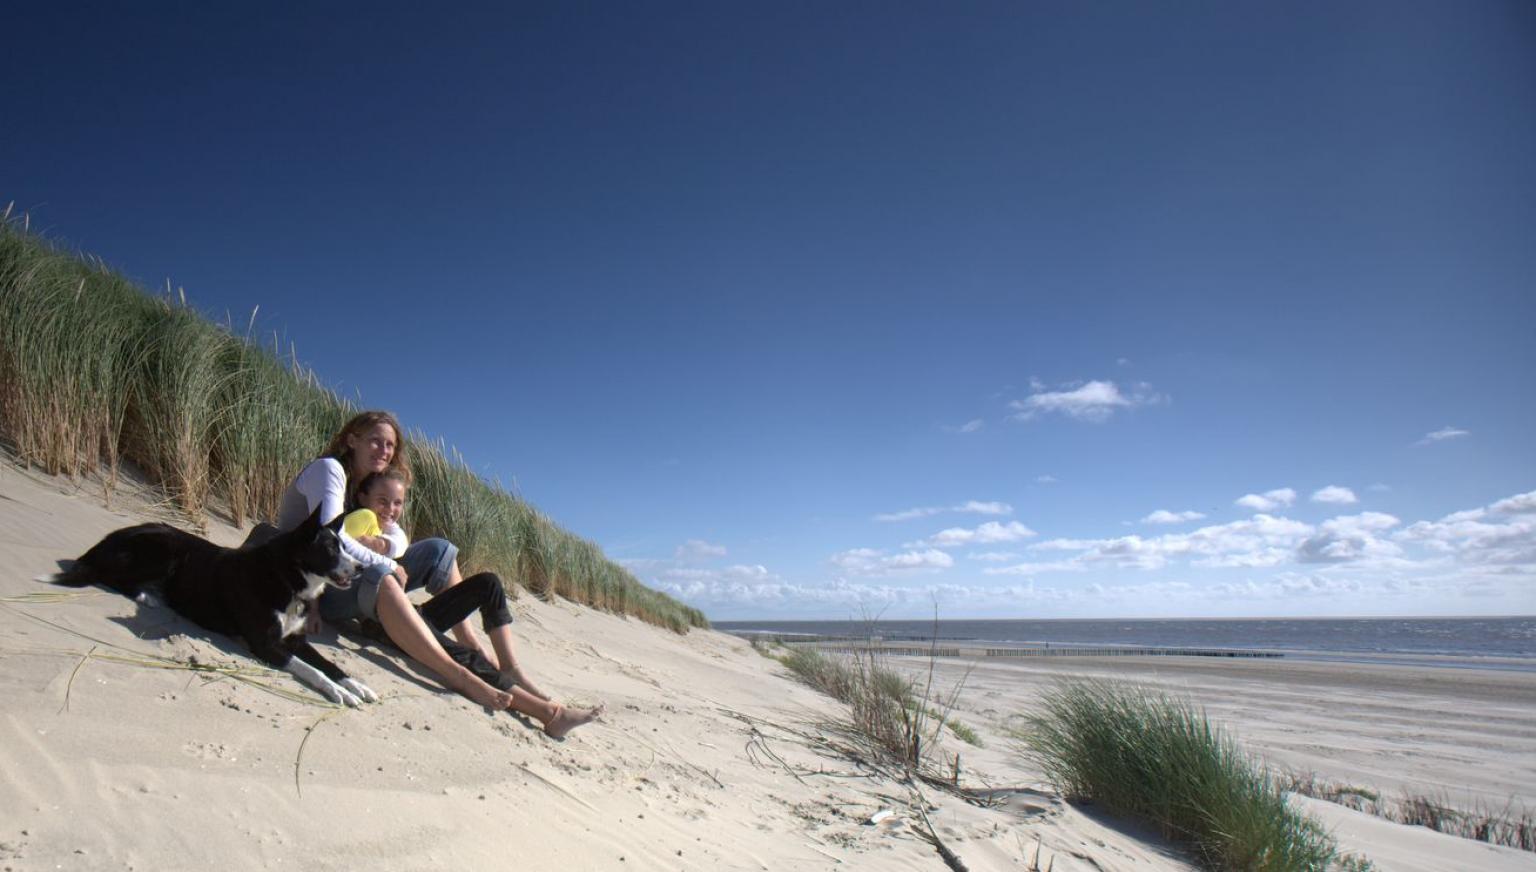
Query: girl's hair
354 469 410 504
322 410 413 487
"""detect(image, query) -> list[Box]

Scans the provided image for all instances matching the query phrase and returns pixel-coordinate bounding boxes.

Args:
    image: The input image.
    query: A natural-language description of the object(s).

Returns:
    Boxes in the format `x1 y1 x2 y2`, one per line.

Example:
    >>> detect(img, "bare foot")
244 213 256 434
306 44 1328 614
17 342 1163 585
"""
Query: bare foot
544 702 604 739
503 667 552 702
464 681 513 711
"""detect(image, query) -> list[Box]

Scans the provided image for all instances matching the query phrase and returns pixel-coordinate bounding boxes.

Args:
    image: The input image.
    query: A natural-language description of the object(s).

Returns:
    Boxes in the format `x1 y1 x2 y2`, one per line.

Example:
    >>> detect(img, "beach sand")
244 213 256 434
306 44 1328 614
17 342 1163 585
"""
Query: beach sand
2 462 1531 871
909 653 1536 871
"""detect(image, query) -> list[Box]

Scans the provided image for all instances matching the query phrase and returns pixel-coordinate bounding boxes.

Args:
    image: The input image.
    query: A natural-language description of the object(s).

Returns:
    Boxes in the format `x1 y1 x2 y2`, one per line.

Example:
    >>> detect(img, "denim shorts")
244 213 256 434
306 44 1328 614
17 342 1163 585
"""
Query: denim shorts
319 537 459 624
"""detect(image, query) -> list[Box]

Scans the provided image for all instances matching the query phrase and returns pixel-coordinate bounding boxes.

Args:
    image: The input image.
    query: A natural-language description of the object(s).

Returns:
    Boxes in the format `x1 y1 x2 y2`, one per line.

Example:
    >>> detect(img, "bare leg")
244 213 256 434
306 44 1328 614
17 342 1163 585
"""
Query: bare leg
487 623 551 702
380 577 599 736
505 688 603 739
375 577 510 710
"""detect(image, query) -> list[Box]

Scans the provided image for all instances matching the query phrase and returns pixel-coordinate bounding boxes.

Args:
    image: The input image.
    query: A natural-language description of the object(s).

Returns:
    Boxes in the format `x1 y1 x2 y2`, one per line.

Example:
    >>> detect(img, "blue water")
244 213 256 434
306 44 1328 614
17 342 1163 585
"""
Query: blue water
714 617 1536 662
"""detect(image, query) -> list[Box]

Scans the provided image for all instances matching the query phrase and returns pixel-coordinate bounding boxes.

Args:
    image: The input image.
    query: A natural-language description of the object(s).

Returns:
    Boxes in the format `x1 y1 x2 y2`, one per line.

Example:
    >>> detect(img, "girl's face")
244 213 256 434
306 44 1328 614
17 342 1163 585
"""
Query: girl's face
347 423 397 476
361 478 406 525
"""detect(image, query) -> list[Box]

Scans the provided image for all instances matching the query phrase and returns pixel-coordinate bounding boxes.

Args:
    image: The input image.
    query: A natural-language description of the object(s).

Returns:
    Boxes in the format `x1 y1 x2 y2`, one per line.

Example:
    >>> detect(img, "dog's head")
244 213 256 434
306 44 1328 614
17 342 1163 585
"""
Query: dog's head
292 507 363 590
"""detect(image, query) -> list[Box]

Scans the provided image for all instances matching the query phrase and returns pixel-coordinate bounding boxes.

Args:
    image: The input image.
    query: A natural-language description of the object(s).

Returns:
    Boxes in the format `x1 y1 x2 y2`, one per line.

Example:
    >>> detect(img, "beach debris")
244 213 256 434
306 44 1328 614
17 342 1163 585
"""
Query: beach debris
867 808 896 825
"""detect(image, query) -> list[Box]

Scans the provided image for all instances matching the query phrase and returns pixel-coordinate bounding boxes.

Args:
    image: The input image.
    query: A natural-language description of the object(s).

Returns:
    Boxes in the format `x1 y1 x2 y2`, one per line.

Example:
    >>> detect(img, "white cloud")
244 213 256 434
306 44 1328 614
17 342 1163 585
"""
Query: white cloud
830 548 954 576
1323 512 1402 534
658 557 1530 618
1311 486 1358 505
913 520 1038 549
652 573 1080 616
941 419 986 434
983 559 1089 576
1022 534 1170 570
661 564 778 584
1201 572 1429 602
1236 488 1297 512
1295 512 1403 564
1491 491 1536 515
874 500 1013 522
1036 475 1058 485
1007 514 1316 574
958 500 1012 515
1009 380 1164 423
1418 426 1470 445
968 551 1024 562
657 489 1536 618
1396 490 1536 568
1183 514 1315 565
1142 509 1207 525
675 539 727 560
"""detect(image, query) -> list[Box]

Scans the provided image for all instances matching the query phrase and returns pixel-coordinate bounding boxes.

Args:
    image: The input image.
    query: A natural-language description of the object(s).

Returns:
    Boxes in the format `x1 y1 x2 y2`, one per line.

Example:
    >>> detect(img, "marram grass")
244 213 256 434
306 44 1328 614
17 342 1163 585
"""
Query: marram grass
779 645 960 776
1014 678 1343 871
0 215 706 634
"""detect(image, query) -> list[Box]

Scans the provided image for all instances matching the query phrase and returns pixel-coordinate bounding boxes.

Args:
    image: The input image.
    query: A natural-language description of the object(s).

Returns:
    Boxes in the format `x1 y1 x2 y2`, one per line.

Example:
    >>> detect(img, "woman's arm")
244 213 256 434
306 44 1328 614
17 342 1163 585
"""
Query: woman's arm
291 459 400 572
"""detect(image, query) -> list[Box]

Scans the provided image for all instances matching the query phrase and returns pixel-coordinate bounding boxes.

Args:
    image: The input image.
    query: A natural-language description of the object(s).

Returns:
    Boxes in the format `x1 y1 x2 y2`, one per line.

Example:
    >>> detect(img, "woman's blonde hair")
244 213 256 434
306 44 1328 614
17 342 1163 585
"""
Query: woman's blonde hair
322 410 413 488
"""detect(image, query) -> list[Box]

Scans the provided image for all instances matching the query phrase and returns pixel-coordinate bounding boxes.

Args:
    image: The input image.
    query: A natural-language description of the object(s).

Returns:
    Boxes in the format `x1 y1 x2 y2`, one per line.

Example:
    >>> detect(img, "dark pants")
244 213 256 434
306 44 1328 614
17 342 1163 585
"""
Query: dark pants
420 572 514 634
418 572 517 692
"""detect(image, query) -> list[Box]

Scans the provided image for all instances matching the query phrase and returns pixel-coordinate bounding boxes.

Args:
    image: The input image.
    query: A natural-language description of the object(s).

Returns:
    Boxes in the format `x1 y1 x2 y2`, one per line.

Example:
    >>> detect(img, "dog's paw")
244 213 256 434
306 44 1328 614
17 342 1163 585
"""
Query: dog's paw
315 676 359 707
286 659 354 706
339 678 378 704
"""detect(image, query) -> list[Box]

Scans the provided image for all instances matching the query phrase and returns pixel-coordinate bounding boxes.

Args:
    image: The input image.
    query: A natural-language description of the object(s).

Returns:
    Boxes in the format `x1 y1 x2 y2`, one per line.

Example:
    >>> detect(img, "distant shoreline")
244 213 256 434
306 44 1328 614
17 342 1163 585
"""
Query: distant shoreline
716 615 1536 666
731 632 1536 673
719 614 1536 623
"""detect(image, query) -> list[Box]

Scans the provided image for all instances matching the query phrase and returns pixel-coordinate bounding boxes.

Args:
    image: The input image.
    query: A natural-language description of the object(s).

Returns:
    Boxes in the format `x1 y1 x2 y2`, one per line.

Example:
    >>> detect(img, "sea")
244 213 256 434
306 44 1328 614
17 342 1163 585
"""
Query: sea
713 616 1536 671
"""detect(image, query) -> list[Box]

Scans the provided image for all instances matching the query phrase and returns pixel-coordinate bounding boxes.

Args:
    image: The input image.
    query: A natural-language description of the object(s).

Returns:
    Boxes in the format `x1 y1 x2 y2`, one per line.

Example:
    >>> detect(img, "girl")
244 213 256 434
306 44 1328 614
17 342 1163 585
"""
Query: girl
343 470 409 559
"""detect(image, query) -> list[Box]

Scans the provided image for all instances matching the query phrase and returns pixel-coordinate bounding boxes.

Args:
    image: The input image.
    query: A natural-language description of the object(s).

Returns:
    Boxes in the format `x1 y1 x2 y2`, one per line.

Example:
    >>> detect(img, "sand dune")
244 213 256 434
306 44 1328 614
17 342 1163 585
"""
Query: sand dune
2 462 1531 871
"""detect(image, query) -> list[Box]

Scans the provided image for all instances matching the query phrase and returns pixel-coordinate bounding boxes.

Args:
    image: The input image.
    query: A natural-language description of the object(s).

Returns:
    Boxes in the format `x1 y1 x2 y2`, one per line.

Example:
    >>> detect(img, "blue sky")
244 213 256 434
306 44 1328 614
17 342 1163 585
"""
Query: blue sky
5 2 1533 619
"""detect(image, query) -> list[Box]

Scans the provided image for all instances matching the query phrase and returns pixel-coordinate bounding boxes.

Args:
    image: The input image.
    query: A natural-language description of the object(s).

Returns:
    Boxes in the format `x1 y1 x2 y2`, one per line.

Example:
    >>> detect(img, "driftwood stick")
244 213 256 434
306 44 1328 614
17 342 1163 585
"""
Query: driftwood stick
911 783 970 872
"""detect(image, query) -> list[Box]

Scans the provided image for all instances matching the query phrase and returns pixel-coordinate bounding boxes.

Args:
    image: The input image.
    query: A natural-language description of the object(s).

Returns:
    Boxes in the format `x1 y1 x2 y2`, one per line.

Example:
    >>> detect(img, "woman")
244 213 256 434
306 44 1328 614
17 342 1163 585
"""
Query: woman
275 410 601 738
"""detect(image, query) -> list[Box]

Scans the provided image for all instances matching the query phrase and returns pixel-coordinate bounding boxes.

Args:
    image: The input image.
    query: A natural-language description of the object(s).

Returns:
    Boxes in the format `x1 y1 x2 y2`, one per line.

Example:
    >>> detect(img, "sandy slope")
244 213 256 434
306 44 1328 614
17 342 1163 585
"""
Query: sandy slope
1 462 1530 872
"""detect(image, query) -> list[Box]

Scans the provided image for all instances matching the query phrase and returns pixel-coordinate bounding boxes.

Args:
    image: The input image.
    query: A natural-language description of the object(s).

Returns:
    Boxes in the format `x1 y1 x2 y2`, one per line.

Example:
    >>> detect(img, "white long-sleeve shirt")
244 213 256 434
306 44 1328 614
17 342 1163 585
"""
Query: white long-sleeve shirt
378 520 410 559
276 457 399 573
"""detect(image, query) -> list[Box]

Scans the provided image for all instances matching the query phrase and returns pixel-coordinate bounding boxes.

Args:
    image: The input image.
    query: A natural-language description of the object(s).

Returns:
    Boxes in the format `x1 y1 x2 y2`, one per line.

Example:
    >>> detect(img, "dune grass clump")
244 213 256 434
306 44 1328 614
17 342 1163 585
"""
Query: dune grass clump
1284 772 1534 853
0 222 153 490
748 636 782 658
781 646 858 701
1015 678 1340 871
1391 795 1534 851
0 212 706 634
777 645 972 777
946 717 982 747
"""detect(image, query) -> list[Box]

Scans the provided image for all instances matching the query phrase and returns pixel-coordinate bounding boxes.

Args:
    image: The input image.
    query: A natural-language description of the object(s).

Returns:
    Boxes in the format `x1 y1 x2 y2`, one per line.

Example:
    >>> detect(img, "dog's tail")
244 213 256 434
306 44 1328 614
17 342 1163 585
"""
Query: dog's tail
39 525 180 597
38 564 93 587
40 558 156 598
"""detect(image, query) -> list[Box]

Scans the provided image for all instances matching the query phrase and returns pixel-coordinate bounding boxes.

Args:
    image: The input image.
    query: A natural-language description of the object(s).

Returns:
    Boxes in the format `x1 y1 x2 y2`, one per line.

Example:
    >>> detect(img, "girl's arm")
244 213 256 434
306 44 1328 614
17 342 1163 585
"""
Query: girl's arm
378 522 410 560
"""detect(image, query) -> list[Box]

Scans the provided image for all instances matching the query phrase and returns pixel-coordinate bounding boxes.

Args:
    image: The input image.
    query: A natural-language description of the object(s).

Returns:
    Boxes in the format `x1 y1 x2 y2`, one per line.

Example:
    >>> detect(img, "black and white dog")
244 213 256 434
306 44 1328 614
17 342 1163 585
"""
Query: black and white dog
44 508 378 707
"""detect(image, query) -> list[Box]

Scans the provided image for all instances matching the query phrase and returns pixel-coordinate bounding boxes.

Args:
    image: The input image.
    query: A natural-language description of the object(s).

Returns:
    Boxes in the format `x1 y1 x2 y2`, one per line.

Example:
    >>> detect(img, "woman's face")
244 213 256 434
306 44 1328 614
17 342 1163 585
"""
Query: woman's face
347 423 397 476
